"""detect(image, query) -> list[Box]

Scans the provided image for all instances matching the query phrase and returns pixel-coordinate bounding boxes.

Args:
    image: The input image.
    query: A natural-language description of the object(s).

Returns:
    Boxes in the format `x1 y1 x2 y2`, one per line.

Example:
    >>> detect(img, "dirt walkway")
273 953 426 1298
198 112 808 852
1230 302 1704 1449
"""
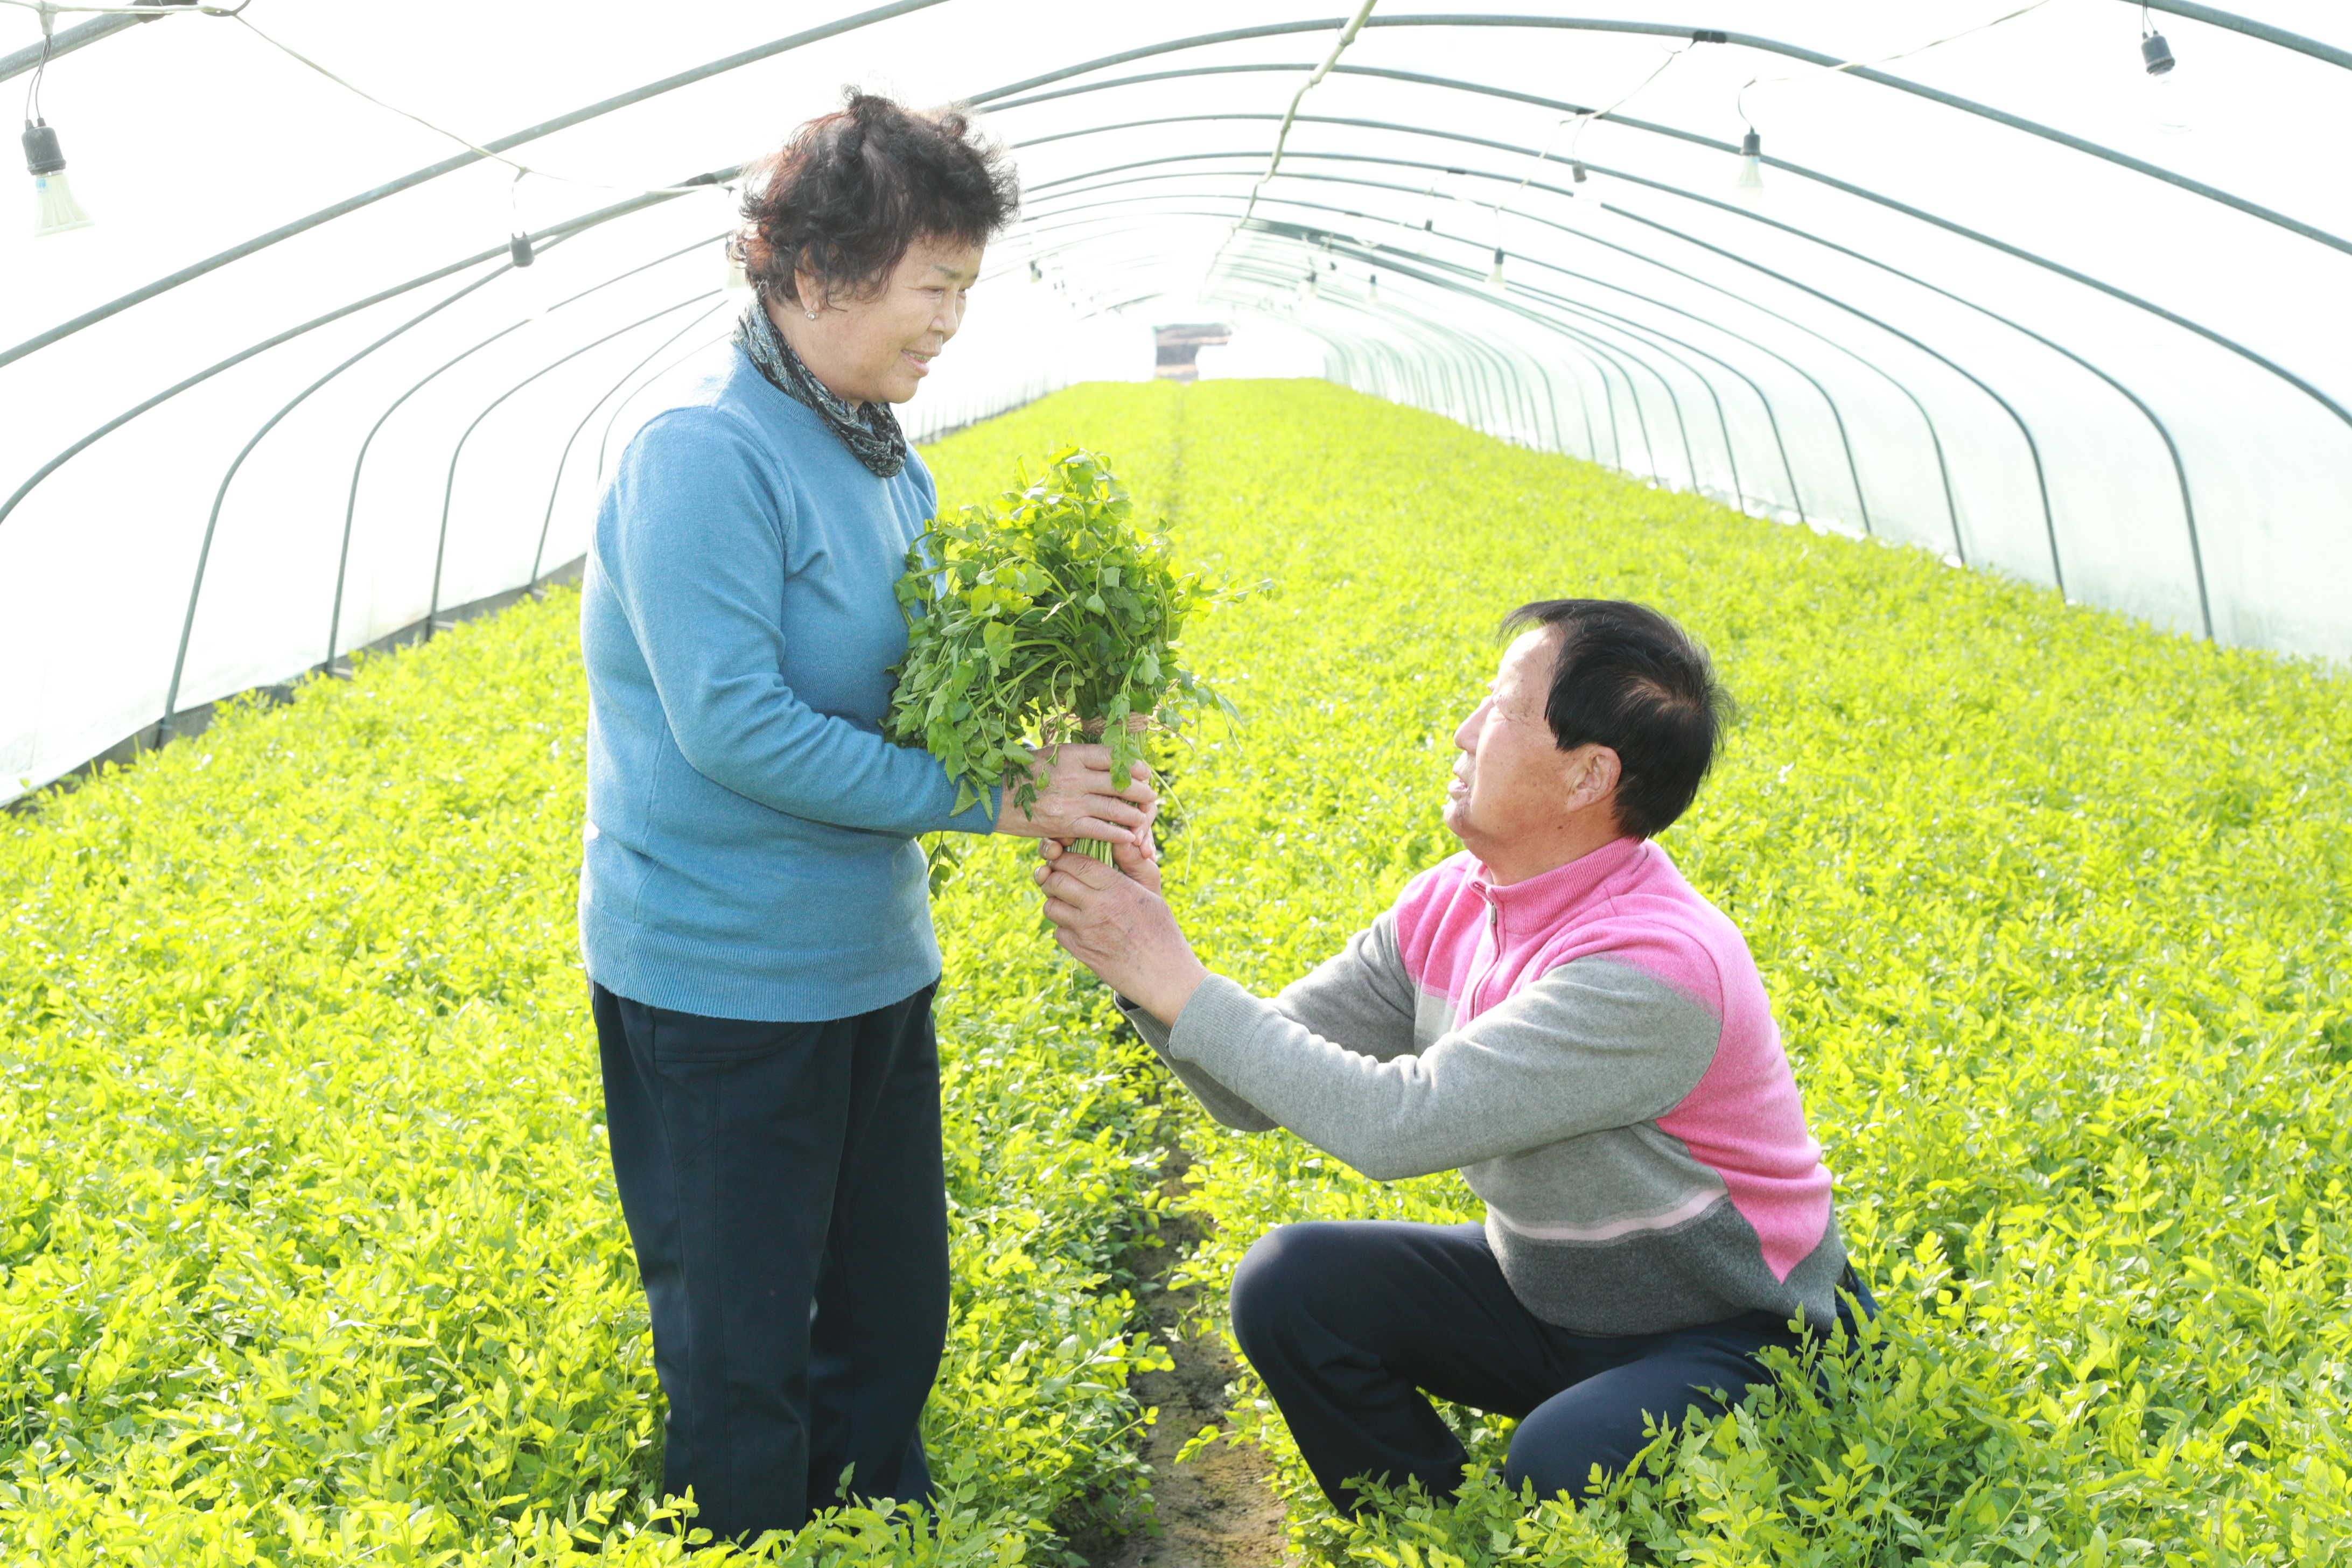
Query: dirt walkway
1102 1160 1289 1568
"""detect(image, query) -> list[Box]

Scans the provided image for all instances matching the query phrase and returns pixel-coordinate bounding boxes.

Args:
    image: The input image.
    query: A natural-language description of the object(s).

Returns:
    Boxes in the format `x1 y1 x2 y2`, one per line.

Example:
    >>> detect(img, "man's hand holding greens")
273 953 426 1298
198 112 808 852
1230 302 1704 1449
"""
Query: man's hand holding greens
1033 836 1202 1025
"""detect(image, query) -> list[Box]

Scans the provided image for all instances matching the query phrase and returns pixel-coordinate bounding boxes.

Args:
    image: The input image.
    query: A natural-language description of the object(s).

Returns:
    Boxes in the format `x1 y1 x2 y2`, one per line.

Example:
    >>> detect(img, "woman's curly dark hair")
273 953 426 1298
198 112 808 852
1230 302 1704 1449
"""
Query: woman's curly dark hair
732 89 1018 307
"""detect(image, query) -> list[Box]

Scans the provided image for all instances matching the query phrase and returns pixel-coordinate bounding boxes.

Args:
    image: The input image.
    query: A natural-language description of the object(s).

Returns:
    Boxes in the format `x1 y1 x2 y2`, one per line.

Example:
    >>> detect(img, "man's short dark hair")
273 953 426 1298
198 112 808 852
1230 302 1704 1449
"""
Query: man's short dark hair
1500 599 1728 839
734 89 1019 307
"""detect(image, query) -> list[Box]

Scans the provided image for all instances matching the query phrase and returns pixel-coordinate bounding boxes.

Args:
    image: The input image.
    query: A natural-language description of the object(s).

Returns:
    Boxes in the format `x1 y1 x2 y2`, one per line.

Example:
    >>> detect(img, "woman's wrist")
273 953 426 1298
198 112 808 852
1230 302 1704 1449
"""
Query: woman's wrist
993 782 1042 837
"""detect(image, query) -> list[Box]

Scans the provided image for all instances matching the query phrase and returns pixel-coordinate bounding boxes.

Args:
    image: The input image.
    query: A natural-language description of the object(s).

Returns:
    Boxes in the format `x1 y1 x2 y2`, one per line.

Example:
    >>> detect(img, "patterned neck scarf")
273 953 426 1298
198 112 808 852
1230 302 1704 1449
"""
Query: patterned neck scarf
733 292 908 479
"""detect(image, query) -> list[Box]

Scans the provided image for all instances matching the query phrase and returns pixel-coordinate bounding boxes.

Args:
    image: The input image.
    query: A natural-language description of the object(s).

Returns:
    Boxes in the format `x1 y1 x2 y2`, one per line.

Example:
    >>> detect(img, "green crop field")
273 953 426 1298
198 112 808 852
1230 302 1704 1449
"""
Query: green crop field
3 380 2348 1566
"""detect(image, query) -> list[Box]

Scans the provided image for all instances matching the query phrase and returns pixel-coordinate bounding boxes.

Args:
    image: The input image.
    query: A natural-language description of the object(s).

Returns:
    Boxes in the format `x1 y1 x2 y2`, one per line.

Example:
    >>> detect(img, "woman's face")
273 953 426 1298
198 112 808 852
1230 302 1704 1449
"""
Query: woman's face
780 234 983 407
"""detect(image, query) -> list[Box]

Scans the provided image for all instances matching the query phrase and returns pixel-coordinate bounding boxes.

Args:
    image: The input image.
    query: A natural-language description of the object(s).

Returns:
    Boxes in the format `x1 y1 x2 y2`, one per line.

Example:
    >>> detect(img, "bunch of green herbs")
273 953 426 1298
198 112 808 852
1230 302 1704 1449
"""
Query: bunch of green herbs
886 445 1257 860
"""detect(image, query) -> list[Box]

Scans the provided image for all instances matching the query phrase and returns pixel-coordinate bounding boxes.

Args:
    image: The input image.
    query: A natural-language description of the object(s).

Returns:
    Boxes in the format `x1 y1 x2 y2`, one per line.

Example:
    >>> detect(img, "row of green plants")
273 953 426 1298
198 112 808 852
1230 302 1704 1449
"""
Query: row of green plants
5 377 2349 1565
0 388 1209 1563
1131 381 2352 1565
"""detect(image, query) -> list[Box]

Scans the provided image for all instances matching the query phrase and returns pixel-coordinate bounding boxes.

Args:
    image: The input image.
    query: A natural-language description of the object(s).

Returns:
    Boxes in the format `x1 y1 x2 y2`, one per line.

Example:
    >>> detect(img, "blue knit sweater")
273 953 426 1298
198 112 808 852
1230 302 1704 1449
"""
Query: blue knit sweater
579 346 997 1022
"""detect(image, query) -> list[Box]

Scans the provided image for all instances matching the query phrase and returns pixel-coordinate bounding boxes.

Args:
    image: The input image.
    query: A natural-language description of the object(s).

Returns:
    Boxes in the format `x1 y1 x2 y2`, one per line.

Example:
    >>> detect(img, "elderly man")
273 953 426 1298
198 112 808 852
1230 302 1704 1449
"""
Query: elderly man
1033 598 1870 1512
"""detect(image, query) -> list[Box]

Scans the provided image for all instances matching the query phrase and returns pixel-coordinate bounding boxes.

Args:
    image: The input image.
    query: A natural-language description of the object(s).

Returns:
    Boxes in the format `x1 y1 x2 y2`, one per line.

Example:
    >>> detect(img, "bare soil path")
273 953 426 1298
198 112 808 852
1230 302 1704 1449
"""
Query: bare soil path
1100 1157 1290 1568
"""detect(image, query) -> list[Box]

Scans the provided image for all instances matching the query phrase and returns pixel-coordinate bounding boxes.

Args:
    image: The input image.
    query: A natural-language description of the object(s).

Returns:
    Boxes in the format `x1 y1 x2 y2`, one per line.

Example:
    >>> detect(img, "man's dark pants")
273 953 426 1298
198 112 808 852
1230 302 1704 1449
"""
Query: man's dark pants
1232 1220 1874 1513
593 981 948 1540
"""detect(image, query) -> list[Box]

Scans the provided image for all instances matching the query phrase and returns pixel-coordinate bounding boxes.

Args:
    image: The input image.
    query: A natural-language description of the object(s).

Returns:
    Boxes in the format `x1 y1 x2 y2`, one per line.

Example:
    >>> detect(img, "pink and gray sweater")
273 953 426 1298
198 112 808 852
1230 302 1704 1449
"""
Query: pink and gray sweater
1124 836 1845 1336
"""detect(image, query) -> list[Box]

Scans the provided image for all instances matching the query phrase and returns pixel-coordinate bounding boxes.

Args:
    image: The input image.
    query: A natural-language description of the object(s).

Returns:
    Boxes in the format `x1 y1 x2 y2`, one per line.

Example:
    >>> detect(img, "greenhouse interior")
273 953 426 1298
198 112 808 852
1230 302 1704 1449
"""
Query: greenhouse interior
2 0 2348 1562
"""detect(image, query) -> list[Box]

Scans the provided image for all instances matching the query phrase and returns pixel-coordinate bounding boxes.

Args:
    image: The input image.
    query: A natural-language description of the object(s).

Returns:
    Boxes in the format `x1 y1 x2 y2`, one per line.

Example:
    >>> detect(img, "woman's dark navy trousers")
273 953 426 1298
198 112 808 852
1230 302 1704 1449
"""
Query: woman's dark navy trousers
593 980 949 1541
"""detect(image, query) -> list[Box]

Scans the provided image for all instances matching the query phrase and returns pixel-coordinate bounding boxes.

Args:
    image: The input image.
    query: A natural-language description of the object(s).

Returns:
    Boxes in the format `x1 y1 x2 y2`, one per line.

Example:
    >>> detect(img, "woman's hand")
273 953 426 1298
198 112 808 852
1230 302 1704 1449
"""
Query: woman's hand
996 744 1156 847
1034 837 1206 1026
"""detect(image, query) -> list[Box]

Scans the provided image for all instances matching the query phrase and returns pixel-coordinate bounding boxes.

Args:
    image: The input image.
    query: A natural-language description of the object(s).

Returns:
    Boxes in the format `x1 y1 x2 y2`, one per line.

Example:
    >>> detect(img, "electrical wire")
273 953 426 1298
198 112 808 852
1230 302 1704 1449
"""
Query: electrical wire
0 2 232 12
1241 0 1379 226
1200 0 1378 285
222 8 726 197
1485 43 1696 248
11 0 203 123
2 0 734 201
19 2 48 119
1562 40 1694 164
1441 39 1698 279
0 0 241 22
1737 0 2060 130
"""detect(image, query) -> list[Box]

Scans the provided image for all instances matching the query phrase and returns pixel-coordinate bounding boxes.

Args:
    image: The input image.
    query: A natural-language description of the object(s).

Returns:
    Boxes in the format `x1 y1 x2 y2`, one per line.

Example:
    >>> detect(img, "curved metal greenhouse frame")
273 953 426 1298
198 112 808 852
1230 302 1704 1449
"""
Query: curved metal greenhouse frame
2 0 2345 801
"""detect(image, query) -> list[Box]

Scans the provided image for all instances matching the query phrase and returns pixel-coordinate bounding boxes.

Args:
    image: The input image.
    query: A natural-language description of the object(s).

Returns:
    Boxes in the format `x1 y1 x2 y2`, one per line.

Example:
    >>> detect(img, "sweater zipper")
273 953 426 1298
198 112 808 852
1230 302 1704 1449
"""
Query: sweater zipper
1464 898 1502 1020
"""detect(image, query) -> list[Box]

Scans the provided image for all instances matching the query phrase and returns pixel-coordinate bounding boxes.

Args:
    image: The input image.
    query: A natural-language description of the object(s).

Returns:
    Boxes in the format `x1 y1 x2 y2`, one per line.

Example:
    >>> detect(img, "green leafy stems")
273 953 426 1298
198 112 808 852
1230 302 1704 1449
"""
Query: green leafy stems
886 445 1267 866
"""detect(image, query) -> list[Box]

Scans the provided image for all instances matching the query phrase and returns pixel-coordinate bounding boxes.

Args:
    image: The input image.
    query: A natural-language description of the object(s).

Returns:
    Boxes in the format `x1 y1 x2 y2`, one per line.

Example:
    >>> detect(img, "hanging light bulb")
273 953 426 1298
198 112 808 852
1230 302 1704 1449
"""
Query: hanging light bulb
1028 257 1042 283
1485 247 1506 292
1304 264 1320 299
1570 159 1590 184
1733 129 1765 201
2141 29 2193 133
22 120 93 236
1367 272 1380 306
722 234 750 292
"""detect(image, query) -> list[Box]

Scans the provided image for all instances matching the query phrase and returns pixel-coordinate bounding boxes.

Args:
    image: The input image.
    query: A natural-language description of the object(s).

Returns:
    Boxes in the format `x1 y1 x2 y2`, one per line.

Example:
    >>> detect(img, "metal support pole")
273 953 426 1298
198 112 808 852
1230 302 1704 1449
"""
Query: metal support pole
427 293 720 640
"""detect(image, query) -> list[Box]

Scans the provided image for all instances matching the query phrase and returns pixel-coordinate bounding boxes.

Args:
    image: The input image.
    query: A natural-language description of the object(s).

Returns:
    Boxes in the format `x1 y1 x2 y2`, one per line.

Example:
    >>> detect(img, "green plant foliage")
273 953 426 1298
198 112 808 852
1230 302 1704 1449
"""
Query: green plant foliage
1121 380 2352 1566
885 445 1259 838
0 387 1206 1560
5 377 2349 1565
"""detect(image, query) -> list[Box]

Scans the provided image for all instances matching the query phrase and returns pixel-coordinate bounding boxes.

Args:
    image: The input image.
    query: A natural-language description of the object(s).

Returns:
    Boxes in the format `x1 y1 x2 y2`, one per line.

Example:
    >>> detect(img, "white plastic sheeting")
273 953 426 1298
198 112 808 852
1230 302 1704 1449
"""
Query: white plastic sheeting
3 1 2347 803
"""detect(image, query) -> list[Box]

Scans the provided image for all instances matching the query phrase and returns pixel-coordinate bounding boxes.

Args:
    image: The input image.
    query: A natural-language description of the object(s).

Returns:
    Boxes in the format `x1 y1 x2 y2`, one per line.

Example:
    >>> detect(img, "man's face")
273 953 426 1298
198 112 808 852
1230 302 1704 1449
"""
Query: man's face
1445 627 1583 857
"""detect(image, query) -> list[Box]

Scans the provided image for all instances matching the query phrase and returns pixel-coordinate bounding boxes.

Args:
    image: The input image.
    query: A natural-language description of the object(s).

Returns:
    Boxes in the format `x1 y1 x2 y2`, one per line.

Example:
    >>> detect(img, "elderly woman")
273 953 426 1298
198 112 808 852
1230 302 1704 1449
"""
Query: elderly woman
1037 600 1872 1513
579 93 1151 1538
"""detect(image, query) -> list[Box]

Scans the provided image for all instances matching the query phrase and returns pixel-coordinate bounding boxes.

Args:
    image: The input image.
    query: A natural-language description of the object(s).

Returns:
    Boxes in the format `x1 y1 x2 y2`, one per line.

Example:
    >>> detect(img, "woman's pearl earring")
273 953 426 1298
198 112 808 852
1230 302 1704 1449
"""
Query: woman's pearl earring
805 309 817 320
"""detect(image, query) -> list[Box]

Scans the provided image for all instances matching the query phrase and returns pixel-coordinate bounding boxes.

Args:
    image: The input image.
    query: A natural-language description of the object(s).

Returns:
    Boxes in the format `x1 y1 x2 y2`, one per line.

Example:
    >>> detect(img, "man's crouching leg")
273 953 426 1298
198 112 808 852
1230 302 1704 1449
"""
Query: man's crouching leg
1230 1220 1555 1514
1497 1276 1877 1503
1230 1221 1842 1516
1496 1310 1797 1504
